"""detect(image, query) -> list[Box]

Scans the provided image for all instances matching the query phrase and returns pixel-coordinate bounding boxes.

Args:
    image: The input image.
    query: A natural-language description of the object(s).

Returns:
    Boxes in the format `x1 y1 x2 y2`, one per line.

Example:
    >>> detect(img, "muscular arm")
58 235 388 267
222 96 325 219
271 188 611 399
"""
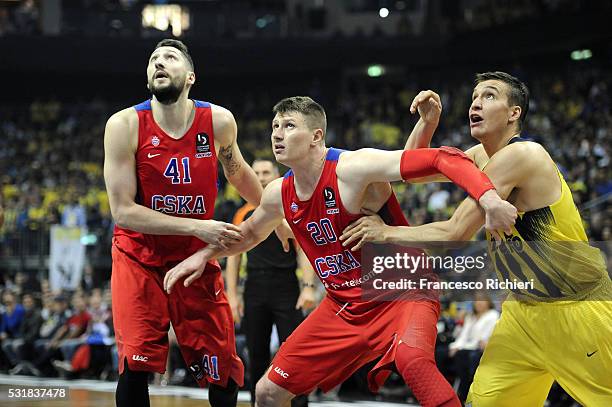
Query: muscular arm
164 179 285 293
340 143 531 249
407 144 483 184
213 106 263 206
383 143 534 243
337 147 494 202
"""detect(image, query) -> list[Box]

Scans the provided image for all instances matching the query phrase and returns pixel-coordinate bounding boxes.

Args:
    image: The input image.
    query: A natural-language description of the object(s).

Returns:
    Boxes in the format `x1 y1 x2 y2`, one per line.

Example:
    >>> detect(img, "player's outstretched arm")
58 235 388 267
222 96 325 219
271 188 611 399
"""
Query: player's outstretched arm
337 146 515 226
340 143 535 249
164 179 285 293
213 105 263 206
103 110 242 248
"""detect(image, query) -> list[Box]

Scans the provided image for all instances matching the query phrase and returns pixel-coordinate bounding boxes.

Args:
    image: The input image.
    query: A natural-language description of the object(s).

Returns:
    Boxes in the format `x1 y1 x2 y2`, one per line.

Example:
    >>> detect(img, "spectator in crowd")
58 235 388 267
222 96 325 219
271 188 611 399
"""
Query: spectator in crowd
2 293 42 370
448 294 499 403
30 293 78 375
53 290 114 379
61 192 87 228
0 290 25 370
55 293 92 363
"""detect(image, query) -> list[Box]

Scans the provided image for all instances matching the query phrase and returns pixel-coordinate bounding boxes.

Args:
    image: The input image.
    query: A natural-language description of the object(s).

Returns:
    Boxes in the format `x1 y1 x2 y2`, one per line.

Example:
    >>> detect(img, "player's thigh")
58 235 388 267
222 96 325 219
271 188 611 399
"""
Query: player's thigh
467 305 554 407
468 338 553 407
169 271 243 386
549 300 612 406
266 297 373 396
111 246 170 372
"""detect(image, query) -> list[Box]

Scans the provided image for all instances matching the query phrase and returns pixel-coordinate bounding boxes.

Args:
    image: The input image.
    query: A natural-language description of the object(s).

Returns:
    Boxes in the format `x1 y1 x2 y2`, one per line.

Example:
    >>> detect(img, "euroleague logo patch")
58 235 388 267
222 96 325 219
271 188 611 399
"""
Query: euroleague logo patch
195 132 212 158
324 186 339 214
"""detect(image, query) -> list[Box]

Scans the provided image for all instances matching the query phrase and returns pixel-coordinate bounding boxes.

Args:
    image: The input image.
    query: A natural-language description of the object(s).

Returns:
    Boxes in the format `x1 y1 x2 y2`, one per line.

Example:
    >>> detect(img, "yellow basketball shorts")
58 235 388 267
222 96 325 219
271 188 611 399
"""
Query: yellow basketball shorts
466 282 612 407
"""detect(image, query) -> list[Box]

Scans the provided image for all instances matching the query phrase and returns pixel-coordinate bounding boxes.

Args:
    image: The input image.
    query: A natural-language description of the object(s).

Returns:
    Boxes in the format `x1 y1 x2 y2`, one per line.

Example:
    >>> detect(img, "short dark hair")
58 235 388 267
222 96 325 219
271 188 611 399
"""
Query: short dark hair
252 158 279 173
253 158 275 166
155 39 194 71
475 71 530 130
272 96 327 135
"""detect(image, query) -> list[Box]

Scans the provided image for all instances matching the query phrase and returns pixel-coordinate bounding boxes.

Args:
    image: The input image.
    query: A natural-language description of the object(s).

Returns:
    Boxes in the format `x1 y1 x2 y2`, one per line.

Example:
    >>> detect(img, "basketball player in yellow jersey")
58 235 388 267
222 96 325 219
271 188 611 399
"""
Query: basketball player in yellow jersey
340 71 612 406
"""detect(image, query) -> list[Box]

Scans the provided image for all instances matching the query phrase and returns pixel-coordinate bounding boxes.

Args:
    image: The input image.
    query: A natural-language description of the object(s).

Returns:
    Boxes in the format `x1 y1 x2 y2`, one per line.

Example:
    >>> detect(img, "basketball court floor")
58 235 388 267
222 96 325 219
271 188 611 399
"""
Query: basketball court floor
0 374 412 406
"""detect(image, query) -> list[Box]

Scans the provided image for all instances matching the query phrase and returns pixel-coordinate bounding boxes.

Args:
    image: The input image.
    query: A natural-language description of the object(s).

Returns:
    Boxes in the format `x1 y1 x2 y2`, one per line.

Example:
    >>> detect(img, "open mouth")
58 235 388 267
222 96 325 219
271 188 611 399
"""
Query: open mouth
154 71 169 80
470 113 483 125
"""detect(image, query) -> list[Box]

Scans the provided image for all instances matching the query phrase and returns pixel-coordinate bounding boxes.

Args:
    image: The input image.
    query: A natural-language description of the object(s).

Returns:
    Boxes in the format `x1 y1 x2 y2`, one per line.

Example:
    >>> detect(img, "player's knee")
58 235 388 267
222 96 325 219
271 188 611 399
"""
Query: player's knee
255 377 290 407
255 378 275 406
395 344 433 372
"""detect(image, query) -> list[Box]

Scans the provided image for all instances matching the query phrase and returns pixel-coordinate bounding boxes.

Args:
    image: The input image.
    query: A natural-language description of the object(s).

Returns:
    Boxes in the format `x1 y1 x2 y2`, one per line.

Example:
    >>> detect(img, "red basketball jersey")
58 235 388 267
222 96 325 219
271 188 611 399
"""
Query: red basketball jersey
113 99 220 269
281 148 409 304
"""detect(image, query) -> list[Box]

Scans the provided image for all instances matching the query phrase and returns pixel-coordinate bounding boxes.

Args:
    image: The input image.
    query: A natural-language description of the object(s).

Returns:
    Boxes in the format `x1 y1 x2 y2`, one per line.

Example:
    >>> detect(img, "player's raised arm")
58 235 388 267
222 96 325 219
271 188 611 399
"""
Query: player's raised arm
340 142 534 249
104 110 243 247
402 90 485 184
213 105 263 206
164 179 285 293
403 90 442 150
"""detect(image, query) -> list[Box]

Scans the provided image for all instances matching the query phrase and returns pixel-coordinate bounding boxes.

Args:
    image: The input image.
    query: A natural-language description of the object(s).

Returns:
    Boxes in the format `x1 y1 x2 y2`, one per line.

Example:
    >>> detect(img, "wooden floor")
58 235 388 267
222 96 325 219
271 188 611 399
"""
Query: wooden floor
0 376 411 406
0 384 249 407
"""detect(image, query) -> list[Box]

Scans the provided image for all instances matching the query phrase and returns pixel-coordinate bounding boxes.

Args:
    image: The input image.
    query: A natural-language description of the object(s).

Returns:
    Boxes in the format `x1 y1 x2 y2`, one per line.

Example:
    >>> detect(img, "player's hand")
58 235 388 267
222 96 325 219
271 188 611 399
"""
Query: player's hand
410 90 442 125
478 190 517 241
339 209 390 251
194 220 244 249
295 286 317 312
274 219 294 252
227 292 244 324
164 248 210 294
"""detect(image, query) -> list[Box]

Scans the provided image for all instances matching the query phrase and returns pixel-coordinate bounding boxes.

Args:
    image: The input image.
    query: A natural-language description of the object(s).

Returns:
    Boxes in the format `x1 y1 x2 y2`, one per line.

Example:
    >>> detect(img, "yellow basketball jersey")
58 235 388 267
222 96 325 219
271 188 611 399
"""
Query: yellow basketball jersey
488 168 608 301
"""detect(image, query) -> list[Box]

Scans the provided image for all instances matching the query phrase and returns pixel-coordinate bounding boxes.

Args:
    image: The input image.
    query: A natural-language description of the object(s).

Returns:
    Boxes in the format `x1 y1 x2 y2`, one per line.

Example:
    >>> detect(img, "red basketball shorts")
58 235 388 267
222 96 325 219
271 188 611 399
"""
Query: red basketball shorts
111 243 244 388
267 295 440 395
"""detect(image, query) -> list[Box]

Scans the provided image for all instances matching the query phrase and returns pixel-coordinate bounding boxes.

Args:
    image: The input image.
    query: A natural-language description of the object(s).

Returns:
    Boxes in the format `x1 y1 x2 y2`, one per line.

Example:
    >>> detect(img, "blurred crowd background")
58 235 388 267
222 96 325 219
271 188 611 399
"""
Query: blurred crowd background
0 0 610 405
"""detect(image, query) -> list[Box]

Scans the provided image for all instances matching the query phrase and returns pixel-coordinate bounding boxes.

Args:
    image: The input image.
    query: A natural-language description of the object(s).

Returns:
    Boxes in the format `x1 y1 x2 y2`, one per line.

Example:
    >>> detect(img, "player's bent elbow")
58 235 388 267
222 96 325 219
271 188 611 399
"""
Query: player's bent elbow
110 205 131 229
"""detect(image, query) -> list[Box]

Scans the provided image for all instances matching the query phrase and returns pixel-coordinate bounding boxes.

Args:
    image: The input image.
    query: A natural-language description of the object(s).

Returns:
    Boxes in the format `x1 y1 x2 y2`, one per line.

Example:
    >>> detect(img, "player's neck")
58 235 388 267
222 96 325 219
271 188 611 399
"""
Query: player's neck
482 130 520 157
151 97 194 138
291 147 327 199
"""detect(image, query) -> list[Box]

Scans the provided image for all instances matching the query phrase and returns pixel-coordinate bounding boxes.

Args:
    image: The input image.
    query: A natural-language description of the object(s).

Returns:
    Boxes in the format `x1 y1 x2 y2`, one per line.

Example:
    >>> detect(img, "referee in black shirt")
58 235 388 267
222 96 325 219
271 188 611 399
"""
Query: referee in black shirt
226 159 316 407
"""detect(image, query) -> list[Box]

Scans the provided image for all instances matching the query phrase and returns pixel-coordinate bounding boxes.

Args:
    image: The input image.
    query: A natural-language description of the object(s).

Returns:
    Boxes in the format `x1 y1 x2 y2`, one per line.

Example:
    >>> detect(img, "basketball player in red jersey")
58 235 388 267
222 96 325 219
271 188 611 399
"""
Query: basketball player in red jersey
104 39 270 407
164 96 517 407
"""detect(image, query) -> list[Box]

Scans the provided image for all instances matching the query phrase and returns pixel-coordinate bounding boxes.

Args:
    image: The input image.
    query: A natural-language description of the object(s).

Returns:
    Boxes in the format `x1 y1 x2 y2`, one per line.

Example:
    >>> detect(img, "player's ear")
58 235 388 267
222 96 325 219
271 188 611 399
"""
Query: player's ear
187 71 196 87
508 105 521 125
311 128 324 145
